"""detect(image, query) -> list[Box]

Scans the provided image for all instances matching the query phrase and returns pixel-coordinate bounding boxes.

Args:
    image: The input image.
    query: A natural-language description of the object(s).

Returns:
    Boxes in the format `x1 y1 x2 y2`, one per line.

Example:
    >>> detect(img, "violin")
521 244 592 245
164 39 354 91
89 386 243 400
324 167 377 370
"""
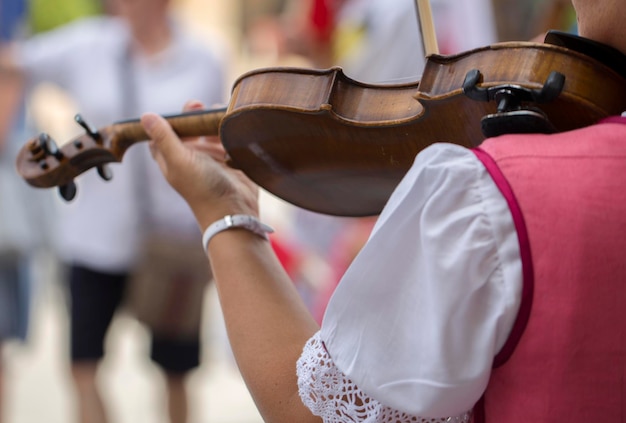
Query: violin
15 32 626 216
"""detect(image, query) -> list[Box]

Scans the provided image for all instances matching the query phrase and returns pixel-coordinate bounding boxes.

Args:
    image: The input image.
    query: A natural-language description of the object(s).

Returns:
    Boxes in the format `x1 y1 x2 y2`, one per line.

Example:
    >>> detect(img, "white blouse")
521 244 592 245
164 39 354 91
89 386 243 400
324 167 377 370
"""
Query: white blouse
297 143 523 421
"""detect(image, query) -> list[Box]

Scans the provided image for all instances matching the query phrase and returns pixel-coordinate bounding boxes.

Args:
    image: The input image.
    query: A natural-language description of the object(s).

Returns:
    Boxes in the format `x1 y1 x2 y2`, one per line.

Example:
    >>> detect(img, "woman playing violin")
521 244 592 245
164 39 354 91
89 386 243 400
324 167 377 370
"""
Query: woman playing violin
141 0 626 421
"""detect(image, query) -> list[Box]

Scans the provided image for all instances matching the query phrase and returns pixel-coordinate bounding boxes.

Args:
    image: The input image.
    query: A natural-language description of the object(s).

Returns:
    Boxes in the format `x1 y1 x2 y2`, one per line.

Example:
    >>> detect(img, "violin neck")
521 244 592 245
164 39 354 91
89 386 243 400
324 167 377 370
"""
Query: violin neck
111 107 227 149
415 0 439 57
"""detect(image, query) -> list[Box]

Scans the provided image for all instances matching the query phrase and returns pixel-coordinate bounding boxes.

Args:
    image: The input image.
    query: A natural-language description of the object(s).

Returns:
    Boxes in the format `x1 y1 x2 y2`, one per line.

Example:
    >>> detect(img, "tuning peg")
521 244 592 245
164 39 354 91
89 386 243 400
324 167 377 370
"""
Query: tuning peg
38 133 64 161
59 181 77 202
74 114 101 141
97 164 113 181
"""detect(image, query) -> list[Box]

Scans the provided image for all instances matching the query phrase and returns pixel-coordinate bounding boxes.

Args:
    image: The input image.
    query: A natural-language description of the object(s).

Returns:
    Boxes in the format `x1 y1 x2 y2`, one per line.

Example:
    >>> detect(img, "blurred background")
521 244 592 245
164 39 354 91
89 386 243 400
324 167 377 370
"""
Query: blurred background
0 1 576 422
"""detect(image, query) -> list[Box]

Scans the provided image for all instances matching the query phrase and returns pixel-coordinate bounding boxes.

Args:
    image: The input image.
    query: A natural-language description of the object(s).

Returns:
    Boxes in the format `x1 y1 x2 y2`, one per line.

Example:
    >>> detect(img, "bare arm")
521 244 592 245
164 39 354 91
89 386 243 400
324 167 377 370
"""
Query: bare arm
141 102 322 423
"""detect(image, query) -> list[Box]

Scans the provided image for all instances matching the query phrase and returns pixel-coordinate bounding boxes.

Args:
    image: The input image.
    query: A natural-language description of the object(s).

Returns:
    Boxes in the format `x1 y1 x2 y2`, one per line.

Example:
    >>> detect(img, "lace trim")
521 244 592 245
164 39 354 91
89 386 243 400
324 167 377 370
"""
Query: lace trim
297 332 472 423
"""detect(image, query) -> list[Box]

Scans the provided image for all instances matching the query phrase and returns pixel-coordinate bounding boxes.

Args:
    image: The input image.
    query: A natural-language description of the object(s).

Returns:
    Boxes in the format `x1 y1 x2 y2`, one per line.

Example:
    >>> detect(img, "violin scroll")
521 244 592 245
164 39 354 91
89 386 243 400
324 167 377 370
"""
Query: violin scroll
16 108 226 201
27 133 78 201
17 115 118 201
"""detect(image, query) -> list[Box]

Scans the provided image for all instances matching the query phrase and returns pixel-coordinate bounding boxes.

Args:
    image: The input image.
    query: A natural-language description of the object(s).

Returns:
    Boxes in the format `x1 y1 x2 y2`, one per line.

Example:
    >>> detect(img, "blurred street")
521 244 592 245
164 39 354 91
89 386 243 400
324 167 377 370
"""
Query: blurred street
3 257 264 423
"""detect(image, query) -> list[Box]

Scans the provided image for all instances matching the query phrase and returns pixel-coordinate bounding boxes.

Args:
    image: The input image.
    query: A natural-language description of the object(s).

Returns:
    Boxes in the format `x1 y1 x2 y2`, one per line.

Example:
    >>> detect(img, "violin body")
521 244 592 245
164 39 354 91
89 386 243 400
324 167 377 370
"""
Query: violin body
15 38 626 216
221 41 626 215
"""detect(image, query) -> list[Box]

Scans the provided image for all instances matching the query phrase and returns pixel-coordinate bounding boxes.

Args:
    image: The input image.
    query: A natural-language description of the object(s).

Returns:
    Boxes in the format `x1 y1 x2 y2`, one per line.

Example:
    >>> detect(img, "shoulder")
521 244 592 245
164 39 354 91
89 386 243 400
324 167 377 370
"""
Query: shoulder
413 142 476 165
381 143 484 216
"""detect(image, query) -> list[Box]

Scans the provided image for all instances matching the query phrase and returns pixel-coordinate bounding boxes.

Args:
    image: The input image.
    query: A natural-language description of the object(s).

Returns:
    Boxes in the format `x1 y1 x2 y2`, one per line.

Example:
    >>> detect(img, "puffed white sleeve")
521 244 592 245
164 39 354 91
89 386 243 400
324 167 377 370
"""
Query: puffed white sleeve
299 143 522 419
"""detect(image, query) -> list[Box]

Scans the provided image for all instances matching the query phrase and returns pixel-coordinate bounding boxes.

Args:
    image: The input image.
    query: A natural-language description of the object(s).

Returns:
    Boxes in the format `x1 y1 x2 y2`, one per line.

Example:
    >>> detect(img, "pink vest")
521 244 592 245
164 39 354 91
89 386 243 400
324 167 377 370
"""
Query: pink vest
471 118 626 422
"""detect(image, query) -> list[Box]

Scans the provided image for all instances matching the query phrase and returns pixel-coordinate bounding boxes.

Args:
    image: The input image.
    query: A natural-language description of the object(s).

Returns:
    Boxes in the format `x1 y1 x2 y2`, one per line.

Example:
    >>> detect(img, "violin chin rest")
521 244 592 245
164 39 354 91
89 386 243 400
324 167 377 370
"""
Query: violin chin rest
480 109 557 139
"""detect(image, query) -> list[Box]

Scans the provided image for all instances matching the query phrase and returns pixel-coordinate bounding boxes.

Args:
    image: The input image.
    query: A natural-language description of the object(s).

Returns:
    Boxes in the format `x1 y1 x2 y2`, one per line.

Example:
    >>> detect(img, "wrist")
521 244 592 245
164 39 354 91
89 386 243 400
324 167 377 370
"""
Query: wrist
202 214 274 252
192 200 259 233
